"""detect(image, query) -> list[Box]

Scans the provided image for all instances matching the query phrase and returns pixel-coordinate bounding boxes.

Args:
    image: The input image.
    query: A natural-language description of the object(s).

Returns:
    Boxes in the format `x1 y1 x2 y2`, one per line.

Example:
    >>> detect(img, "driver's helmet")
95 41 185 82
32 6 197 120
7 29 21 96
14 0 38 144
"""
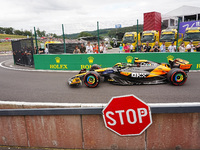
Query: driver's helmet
134 57 139 64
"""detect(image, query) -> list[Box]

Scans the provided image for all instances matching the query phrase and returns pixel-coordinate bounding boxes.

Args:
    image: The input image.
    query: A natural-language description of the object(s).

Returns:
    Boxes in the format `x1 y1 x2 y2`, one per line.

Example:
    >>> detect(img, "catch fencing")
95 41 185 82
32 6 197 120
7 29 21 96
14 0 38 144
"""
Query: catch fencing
11 38 34 67
48 43 83 54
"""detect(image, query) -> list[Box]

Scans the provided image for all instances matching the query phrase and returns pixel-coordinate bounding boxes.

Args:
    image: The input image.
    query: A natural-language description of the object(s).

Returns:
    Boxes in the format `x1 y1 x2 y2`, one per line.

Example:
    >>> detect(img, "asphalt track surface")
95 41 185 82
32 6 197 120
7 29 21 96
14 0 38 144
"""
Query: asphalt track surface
0 55 200 104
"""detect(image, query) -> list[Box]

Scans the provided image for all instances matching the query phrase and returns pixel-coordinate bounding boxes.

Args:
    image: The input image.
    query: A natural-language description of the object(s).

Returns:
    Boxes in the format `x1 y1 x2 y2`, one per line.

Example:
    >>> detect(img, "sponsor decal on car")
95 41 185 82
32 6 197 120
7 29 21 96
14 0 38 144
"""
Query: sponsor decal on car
103 70 114 74
131 73 149 78
120 72 132 76
140 62 156 67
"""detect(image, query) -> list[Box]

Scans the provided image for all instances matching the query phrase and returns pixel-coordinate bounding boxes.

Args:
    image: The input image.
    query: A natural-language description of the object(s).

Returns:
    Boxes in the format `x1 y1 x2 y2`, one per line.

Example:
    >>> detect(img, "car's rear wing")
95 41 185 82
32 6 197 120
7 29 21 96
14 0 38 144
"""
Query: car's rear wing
169 58 192 72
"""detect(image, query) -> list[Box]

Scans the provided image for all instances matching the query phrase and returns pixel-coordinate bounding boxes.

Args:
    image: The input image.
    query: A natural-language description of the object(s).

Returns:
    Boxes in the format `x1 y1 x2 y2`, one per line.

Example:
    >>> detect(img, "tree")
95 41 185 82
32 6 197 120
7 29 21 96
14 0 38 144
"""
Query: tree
0 27 5 34
78 32 92 37
5 27 14 34
23 30 32 36
36 28 46 37
40 30 46 37
108 25 143 38
52 33 58 38
14 30 23 35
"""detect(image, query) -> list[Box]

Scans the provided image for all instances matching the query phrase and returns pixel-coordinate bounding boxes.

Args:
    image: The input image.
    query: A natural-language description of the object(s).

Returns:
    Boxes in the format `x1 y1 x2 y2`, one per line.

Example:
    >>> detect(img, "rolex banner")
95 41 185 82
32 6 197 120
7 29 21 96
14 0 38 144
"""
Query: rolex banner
33 53 200 71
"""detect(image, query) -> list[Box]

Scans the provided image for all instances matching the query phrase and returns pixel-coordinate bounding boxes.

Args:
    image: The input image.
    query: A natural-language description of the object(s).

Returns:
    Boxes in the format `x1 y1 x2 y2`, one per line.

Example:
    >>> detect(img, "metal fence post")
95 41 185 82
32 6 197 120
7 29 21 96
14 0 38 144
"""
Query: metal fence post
176 18 180 52
97 21 100 52
34 27 38 54
62 24 66 53
137 19 139 52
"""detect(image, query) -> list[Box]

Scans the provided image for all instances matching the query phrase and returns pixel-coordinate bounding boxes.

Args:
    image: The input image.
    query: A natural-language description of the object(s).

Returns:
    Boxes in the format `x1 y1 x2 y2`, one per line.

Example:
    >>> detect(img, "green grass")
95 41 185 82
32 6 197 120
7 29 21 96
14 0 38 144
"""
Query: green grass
0 33 26 39
0 34 27 52
0 41 12 52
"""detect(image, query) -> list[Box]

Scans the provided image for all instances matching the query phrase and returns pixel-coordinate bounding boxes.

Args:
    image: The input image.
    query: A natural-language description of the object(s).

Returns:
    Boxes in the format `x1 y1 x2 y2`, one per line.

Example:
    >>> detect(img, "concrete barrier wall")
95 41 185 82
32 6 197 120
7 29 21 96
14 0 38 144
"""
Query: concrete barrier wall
33 52 200 71
0 102 199 150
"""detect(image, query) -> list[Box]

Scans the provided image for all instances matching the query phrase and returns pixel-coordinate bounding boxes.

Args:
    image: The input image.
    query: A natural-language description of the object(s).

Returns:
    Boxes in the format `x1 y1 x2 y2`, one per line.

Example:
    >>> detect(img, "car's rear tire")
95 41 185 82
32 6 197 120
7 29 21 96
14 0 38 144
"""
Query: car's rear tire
84 71 100 88
89 64 101 71
167 68 187 86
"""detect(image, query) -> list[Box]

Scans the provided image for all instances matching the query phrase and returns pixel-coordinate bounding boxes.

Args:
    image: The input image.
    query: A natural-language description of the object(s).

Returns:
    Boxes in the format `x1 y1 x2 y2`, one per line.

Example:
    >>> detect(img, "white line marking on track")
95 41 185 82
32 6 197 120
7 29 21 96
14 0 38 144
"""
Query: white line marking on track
0 59 78 72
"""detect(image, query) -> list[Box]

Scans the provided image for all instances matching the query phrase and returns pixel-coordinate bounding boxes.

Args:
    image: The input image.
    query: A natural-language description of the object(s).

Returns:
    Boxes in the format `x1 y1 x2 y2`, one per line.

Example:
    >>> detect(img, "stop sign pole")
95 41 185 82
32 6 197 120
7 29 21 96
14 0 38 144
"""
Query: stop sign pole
102 95 152 136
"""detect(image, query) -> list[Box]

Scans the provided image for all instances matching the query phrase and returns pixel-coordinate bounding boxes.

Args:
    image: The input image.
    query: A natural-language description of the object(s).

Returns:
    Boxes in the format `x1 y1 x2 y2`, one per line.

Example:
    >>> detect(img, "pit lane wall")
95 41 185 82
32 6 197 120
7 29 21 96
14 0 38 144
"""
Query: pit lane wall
33 52 200 71
0 102 200 150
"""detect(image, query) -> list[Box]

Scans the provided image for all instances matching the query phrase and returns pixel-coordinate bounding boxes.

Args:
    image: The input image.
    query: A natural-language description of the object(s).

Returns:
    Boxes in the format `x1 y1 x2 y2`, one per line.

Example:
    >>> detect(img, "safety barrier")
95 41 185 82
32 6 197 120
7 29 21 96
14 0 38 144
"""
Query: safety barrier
0 102 199 150
33 52 200 71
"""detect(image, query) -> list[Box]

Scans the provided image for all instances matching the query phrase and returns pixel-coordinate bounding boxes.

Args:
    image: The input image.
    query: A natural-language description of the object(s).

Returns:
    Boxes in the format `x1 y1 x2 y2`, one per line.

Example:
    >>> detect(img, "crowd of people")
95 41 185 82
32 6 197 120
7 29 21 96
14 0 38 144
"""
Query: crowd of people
39 39 200 55
73 41 107 54
120 40 200 53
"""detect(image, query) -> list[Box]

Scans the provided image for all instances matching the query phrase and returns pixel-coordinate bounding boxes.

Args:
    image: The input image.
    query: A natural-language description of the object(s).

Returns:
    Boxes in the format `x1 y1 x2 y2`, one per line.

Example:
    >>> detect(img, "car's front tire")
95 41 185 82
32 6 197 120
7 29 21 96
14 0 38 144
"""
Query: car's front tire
84 71 100 88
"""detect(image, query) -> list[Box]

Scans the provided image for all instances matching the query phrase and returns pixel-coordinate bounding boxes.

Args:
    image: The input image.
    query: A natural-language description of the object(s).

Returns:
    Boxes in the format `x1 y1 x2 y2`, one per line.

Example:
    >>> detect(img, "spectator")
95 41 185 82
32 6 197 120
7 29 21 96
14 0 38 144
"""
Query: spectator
168 42 176 52
160 41 166 52
80 44 86 53
135 41 143 52
150 42 161 52
34 47 37 54
113 38 117 48
130 44 134 52
100 42 107 53
123 43 130 53
143 41 151 52
105 42 108 48
119 44 123 53
24 49 33 66
93 43 99 53
195 42 200 52
86 41 93 54
45 45 49 54
186 40 195 52
73 45 81 54
38 47 44 54
178 42 185 52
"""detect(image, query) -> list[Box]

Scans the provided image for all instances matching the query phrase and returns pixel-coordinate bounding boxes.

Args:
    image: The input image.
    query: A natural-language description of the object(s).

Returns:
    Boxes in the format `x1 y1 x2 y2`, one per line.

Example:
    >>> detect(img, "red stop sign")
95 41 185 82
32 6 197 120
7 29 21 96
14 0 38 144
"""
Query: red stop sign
102 95 152 136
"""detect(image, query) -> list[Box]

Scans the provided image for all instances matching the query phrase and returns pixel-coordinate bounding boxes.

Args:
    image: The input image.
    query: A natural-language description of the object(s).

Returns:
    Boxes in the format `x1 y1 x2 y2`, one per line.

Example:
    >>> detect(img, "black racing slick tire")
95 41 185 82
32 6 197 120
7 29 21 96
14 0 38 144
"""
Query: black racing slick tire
84 71 100 88
167 68 187 86
89 64 102 71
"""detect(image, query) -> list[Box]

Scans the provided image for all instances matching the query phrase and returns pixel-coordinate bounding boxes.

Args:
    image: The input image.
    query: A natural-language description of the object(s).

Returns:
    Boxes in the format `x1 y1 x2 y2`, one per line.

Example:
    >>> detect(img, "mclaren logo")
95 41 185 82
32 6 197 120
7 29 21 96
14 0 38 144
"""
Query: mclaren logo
131 73 148 78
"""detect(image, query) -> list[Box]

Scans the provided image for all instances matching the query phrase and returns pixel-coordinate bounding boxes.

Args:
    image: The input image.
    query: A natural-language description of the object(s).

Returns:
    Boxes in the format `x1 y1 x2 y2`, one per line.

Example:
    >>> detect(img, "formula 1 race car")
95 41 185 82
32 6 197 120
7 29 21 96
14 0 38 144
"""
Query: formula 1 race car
68 58 192 88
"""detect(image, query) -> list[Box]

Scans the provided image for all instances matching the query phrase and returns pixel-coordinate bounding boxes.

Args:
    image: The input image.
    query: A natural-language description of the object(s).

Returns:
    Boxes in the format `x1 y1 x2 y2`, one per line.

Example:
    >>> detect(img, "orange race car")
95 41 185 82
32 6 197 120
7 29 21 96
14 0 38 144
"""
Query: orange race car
68 58 192 88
